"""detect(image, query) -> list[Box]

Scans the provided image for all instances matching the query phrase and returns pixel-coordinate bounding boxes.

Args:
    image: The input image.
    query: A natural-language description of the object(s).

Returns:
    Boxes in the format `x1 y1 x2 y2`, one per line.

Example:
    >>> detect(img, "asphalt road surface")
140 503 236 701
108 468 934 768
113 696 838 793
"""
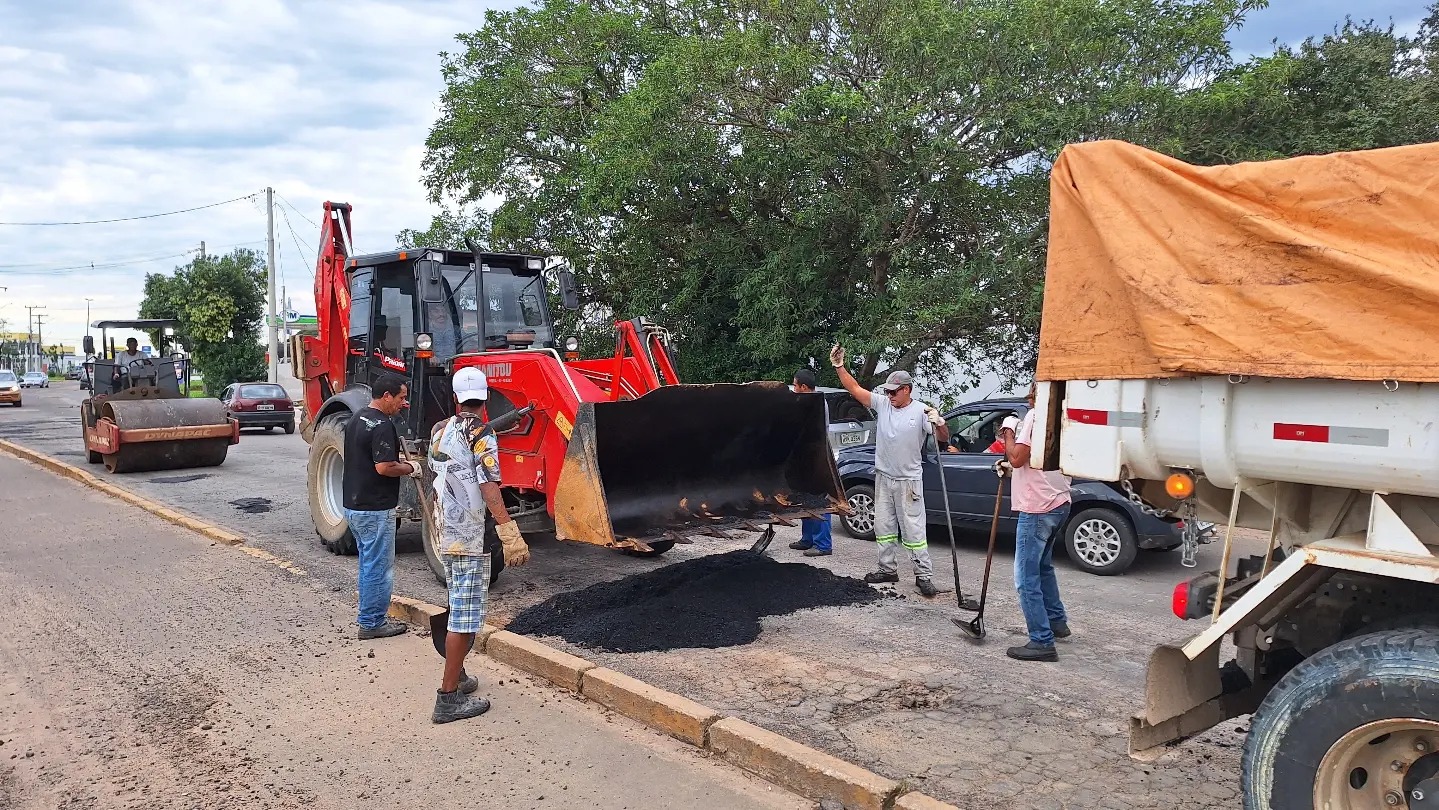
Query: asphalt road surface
1 385 1266 808
0 450 810 810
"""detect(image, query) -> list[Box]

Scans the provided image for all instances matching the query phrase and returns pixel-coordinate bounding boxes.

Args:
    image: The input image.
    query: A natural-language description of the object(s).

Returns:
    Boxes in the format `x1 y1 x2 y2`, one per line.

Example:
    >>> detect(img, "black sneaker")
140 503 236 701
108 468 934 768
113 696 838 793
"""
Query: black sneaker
432 690 491 724
458 669 479 695
863 570 899 584
1006 641 1058 662
358 620 408 640
1051 621 1072 639
802 548 832 557
788 540 814 551
916 578 939 598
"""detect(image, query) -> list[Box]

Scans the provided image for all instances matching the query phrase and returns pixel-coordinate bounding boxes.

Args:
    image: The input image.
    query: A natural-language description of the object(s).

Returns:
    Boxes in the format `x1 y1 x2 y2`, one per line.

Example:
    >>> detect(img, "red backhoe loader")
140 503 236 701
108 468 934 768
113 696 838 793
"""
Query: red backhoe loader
293 202 843 584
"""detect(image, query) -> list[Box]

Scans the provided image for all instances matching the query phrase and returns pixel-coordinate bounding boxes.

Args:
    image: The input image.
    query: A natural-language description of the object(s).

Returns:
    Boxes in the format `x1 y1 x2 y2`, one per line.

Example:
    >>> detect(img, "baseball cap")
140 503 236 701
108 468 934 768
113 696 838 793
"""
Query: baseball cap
877 369 914 394
452 366 489 403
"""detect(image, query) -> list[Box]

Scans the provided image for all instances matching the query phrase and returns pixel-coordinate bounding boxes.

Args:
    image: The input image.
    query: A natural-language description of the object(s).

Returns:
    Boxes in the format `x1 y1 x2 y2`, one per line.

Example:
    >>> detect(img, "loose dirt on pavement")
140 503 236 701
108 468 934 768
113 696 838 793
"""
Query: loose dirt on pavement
0 450 809 810
506 550 887 652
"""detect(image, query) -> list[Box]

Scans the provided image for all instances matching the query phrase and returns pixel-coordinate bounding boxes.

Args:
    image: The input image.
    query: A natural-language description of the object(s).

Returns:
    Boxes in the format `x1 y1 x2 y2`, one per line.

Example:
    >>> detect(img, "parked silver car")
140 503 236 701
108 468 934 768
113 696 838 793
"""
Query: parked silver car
21 372 48 388
815 386 875 454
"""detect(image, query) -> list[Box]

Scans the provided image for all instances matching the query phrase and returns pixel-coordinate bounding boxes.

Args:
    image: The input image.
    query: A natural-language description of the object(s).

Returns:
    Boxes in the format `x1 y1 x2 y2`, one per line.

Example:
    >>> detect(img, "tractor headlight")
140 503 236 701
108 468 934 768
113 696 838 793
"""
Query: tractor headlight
415 333 434 351
564 336 579 352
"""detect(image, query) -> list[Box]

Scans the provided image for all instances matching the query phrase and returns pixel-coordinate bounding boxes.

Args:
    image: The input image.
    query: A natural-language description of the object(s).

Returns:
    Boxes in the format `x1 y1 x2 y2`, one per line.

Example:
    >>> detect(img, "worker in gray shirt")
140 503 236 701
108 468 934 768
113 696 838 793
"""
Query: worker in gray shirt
830 345 949 597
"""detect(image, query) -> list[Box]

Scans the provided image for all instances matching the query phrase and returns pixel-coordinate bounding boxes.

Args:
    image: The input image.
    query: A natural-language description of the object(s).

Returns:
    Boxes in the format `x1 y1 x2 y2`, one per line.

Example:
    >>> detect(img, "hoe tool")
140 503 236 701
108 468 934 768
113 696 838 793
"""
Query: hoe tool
936 444 981 612
954 471 1005 641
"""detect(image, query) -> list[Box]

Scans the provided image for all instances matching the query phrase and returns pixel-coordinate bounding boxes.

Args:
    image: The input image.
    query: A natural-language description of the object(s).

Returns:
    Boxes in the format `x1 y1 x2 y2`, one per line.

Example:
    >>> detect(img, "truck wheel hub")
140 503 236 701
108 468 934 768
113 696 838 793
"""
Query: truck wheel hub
1315 718 1439 809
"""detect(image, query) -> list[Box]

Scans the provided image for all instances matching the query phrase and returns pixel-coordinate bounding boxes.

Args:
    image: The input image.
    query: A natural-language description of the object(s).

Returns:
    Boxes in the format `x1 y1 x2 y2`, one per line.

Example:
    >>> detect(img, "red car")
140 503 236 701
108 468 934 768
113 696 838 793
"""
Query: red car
220 382 296 433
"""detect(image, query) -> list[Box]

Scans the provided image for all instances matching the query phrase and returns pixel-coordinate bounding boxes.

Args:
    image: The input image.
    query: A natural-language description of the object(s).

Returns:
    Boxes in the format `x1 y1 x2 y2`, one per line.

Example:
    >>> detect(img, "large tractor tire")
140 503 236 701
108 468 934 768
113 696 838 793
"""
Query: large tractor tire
308 413 357 555
1241 628 1439 809
421 511 505 587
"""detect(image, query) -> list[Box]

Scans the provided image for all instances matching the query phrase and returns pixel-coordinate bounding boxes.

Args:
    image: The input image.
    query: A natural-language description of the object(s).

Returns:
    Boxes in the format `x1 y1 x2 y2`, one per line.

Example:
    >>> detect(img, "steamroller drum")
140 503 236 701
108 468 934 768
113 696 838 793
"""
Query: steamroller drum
554 382 845 546
99 398 233 474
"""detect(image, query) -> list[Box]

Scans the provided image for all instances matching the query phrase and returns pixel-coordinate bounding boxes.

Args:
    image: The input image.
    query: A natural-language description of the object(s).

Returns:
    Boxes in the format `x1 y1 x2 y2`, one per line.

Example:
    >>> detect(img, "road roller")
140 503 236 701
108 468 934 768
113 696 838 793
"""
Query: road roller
80 319 239 474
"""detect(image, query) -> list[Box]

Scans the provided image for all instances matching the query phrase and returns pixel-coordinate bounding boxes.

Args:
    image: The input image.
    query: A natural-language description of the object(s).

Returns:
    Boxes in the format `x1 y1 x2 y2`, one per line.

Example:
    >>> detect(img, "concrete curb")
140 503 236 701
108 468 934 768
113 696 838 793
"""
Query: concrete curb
707 717 902 810
0 439 245 546
383 600 958 810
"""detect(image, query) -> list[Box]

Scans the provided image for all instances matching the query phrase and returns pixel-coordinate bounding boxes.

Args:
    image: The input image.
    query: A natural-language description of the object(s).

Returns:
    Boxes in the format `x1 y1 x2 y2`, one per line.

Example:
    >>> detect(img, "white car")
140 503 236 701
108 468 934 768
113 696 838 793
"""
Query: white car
21 372 48 389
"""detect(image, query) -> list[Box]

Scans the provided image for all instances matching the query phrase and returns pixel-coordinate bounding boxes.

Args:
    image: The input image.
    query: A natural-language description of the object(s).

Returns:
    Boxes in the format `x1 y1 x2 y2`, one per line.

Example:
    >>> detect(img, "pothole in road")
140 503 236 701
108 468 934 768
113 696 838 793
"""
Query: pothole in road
151 473 214 484
228 497 273 514
507 550 886 653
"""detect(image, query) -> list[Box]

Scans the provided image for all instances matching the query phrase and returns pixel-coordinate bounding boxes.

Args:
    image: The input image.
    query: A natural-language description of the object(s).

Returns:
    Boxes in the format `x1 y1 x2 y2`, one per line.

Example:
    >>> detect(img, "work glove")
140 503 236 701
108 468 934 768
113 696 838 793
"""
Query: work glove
923 405 944 427
992 458 1013 478
495 519 531 567
829 344 845 368
1000 415 1020 437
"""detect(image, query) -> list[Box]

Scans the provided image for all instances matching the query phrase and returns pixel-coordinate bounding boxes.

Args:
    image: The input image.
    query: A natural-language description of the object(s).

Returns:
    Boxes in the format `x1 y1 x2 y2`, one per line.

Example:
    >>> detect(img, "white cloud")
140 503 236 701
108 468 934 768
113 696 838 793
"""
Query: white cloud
0 0 521 350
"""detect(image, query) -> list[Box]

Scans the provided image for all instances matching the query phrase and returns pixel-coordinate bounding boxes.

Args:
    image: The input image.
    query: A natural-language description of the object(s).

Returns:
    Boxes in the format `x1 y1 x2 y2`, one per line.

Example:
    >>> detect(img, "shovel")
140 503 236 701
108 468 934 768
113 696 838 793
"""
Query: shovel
954 472 1004 641
936 442 981 612
400 441 452 658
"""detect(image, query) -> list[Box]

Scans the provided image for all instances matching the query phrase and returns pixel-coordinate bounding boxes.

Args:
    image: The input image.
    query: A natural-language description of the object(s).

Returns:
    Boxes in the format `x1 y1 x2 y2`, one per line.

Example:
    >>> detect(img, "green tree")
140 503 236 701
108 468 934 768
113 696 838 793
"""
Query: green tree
418 0 1259 386
139 249 267 395
1157 6 1439 163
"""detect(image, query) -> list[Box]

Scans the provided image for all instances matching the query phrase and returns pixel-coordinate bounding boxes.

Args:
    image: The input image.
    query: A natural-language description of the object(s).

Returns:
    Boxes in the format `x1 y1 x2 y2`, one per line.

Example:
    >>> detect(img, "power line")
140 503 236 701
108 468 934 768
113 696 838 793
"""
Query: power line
274 193 317 228
0 240 266 276
276 204 317 280
0 193 261 226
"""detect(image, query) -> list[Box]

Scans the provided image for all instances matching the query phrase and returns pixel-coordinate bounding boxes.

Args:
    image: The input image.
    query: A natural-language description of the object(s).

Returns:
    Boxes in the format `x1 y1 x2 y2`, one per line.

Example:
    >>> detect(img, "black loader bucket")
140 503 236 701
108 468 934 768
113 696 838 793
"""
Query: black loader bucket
553 382 845 549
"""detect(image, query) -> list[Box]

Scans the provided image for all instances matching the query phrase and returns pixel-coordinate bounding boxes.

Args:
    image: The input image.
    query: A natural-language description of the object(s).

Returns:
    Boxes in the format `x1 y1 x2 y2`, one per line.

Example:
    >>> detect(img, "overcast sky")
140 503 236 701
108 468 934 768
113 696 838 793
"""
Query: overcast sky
0 0 1430 352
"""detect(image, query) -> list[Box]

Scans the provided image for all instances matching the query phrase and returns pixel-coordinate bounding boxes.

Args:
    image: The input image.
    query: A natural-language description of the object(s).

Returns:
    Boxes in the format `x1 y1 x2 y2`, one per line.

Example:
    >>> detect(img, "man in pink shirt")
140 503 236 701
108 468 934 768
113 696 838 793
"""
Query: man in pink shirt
999 383 1072 662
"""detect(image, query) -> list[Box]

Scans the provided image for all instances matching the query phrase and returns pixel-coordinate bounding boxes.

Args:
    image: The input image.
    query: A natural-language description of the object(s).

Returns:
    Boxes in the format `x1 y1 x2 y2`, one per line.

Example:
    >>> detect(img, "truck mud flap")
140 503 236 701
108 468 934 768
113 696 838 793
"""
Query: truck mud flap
552 382 844 549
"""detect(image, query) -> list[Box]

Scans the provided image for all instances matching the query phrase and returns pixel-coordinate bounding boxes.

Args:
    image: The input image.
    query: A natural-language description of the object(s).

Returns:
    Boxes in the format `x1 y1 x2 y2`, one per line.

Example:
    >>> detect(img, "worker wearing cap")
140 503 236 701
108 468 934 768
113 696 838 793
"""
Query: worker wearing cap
427 366 531 723
111 338 146 387
830 345 949 597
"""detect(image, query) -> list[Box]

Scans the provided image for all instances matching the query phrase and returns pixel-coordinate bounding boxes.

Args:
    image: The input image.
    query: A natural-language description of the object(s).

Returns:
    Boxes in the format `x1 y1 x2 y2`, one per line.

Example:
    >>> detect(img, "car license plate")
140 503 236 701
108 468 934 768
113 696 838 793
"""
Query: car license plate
840 431 865 446
258 404 275 411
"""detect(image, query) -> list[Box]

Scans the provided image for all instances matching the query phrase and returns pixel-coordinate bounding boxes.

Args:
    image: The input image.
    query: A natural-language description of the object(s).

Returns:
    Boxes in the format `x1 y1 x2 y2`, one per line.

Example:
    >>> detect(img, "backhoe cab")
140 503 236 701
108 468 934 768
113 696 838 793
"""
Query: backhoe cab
295 202 843 585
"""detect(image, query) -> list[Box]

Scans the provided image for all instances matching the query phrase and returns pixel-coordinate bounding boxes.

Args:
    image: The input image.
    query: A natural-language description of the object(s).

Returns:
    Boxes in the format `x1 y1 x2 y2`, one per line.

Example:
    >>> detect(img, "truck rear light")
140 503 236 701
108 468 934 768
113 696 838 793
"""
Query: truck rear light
1171 580 1190 620
1165 472 1195 499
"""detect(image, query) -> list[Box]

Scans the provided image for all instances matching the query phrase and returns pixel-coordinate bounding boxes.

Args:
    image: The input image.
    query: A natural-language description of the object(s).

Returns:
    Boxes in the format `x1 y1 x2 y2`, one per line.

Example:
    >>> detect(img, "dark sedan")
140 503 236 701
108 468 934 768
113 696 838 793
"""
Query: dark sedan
220 382 296 433
835 397 1194 575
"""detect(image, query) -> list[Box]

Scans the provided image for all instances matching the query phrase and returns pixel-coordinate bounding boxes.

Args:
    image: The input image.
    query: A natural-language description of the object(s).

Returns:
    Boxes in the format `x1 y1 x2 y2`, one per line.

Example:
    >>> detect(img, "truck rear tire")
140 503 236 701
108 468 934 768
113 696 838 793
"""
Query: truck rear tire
308 413 357 555
1064 507 1138 575
1241 628 1439 809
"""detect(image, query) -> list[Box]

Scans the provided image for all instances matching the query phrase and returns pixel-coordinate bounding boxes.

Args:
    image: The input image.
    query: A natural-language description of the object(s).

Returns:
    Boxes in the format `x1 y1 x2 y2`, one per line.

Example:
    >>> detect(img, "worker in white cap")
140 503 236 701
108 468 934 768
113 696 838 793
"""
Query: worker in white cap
830 345 949 597
426 366 531 723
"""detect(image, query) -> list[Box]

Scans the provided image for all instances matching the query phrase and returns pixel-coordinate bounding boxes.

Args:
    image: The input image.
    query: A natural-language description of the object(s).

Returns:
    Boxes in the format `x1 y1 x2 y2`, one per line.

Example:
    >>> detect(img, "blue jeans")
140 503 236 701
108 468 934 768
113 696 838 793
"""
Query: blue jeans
345 508 396 630
1014 504 1071 646
800 516 832 552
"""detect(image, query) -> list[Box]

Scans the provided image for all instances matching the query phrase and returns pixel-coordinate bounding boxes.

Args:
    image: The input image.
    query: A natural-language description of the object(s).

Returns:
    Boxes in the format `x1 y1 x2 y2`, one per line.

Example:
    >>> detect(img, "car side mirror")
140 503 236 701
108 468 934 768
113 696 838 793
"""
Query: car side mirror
556 269 581 311
82 336 95 355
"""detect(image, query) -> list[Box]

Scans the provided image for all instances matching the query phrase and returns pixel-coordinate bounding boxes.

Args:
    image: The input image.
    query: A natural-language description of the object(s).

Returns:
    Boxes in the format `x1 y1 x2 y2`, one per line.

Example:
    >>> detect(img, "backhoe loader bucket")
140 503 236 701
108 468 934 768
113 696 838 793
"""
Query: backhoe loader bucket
93 398 238 473
553 382 845 549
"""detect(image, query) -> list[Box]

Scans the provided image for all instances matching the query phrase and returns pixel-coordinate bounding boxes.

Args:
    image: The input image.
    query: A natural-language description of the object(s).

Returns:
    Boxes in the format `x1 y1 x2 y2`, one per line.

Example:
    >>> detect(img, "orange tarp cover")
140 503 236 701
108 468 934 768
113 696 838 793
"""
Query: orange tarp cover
1036 140 1439 382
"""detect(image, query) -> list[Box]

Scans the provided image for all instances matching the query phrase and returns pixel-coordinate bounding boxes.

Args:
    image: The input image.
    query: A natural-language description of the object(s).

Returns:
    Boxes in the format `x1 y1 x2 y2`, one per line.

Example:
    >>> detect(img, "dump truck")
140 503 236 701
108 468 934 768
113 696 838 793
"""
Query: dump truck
1030 140 1439 809
293 203 843 585
80 319 239 473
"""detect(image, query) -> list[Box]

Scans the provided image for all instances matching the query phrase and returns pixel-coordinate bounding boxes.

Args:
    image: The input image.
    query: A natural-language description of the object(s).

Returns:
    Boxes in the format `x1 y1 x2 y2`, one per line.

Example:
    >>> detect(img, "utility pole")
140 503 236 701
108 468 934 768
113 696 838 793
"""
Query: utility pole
84 298 93 337
24 305 44 374
34 314 46 371
266 187 279 384
199 240 206 260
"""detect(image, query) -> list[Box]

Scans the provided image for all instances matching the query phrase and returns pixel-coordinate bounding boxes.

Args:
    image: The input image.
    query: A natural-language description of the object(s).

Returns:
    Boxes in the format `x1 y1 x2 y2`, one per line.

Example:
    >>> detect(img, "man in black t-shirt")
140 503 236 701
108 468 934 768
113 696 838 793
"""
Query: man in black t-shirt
343 374 420 639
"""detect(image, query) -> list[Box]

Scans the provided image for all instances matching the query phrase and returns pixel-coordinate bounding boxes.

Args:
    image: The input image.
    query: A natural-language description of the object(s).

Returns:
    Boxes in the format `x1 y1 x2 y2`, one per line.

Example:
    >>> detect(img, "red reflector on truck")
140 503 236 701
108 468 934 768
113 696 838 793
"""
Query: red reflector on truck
1273 423 1329 443
1068 408 1108 425
1171 580 1190 620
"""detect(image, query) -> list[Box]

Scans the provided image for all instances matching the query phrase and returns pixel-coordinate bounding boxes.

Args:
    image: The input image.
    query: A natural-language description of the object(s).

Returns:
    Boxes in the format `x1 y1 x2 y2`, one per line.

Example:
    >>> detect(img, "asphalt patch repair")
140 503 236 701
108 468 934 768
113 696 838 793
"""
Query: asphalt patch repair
506 550 886 652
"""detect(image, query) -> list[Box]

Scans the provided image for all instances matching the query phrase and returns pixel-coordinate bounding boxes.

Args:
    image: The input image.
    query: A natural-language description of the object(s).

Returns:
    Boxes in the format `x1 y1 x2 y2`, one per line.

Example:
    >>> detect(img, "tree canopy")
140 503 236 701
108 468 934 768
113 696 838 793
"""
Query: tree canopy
411 0 1439 390
139 249 267 394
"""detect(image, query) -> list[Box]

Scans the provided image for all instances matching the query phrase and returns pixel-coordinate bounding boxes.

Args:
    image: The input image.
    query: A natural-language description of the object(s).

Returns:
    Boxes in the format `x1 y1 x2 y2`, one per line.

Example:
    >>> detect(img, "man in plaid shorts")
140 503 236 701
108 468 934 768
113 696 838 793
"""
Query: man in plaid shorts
427 367 532 723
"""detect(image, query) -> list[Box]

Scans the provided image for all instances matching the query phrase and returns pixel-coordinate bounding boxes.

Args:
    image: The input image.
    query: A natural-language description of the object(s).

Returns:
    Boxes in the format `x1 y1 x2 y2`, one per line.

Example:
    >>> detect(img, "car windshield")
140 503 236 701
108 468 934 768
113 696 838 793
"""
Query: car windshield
239 384 288 399
426 264 553 359
0 371 15 382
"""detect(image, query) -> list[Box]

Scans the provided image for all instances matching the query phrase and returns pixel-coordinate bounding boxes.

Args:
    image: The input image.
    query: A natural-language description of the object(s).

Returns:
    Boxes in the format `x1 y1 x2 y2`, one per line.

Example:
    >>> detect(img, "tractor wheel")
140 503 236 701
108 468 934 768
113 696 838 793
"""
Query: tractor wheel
422 511 505 587
308 413 357 555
